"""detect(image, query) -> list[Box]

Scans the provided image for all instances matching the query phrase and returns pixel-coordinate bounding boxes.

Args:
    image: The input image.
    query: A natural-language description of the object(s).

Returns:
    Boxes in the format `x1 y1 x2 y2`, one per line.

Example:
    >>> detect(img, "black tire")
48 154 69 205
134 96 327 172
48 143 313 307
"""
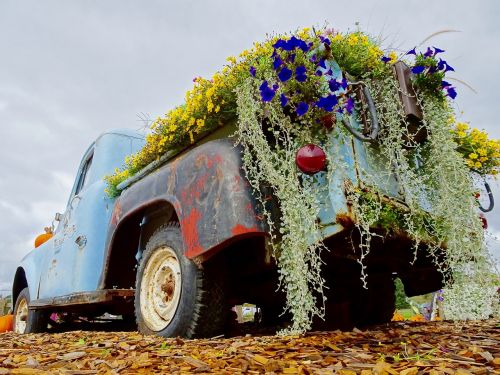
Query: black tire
135 223 226 338
351 274 395 327
13 287 48 333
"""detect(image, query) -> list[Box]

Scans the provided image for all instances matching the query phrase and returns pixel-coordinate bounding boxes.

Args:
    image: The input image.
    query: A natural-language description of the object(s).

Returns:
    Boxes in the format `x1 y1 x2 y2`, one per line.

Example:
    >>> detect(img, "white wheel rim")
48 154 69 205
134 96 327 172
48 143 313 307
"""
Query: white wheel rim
14 297 28 333
140 246 182 331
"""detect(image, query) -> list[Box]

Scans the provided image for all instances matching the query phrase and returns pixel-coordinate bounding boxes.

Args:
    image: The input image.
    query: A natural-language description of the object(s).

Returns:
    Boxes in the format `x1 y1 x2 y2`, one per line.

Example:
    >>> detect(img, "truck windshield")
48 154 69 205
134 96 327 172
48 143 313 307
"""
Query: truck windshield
75 153 93 195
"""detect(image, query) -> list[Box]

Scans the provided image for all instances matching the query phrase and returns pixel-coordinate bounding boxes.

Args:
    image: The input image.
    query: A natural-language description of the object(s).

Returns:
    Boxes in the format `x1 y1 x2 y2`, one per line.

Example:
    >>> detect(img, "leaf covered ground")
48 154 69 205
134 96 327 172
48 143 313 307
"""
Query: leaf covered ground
0 320 498 374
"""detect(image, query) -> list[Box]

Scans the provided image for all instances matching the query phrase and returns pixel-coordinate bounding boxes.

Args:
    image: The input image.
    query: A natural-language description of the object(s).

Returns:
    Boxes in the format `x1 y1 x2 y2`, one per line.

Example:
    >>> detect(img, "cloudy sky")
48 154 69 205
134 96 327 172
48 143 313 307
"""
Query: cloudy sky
0 0 499 295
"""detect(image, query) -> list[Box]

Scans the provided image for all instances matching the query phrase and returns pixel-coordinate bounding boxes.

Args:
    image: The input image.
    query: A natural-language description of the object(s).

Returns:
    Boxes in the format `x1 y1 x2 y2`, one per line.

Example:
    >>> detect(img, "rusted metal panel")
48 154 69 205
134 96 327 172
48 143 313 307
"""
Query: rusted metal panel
104 138 267 267
29 289 134 309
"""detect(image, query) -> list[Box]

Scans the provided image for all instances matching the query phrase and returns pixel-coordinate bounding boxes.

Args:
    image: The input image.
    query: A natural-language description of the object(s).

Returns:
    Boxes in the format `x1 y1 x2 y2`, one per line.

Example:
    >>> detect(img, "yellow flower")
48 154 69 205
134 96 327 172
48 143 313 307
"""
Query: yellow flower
226 56 237 65
388 51 398 64
469 153 478 160
215 105 220 113
475 162 482 169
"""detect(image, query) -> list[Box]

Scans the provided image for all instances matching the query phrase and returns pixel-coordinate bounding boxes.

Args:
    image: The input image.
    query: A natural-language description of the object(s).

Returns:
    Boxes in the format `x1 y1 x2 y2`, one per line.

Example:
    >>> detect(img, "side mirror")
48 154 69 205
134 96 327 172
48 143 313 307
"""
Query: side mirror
54 212 63 222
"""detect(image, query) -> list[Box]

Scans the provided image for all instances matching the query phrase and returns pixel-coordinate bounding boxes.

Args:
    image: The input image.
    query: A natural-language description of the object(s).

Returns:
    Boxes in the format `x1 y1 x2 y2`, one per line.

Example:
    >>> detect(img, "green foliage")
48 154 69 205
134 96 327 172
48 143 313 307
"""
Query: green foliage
394 278 410 310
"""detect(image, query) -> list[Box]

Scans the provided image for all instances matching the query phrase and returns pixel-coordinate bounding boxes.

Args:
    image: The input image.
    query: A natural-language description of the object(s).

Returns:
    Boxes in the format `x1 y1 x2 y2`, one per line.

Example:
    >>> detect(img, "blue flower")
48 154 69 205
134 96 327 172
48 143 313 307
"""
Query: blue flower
310 54 317 63
295 65 307 82
428 66 437 74
318 59 327 69
259 81 276 102
433 46 445 54
411 65 425 74
441 80 451 88
249 66 256 77
319 36 331 46
273 56 283 70
280 93 288 107
406 47 417 55
288 53 296 63
273 39 287 49
437 59 455 72
278 67 293 82
315 69 323 76
329 79 341 92
381 56 391 63
446 86 457 99
341 78 348 89
424 47 434 57
296 102 309 116
344 97 354 114
444 63 455 72
316 94 338 112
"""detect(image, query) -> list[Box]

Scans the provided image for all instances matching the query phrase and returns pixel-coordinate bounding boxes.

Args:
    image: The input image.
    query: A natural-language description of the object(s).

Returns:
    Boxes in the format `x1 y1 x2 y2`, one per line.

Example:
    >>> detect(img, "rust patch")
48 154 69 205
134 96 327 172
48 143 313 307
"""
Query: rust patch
206 154 223 169
181 208 204 258
111 200 122 226
231 223 258 237
336 212 355 229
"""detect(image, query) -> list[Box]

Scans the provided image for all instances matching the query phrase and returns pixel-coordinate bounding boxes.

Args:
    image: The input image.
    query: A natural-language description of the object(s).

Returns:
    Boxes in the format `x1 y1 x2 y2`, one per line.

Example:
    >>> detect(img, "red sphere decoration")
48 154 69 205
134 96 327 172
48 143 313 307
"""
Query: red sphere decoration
295 144 327 175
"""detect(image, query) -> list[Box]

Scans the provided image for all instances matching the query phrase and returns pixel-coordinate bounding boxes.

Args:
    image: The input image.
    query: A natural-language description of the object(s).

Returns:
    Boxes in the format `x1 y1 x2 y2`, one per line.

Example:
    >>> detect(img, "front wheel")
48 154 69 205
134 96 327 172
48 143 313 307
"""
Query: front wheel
13 287 48 333
135 223 227 338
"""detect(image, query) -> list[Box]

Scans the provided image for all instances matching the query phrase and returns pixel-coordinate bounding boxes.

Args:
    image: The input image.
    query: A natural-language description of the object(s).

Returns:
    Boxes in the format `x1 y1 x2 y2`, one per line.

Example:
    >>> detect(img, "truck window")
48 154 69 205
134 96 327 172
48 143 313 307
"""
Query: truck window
75 153 94 195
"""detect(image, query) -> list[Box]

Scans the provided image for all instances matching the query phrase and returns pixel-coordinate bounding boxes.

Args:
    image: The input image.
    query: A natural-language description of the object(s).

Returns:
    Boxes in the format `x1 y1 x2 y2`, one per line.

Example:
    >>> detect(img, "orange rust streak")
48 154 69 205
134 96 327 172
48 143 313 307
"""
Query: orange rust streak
231 224 258 236
182 208 204 258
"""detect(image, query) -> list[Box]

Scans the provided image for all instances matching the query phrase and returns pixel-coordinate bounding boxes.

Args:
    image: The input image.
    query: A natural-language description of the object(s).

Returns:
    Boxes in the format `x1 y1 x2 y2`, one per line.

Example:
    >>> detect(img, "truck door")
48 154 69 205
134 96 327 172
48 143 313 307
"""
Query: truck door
38 147 99 298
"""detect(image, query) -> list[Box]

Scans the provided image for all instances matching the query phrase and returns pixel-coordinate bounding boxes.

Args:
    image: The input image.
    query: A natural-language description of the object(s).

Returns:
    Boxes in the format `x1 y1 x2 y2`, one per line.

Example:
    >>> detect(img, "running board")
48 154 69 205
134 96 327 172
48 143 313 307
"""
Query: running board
29 289 135 310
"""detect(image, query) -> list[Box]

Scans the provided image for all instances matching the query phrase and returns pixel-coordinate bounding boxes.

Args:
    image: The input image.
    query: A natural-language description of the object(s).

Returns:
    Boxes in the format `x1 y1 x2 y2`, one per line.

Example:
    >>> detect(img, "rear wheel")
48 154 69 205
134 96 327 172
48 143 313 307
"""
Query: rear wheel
135 223 227 338
13 287 48 333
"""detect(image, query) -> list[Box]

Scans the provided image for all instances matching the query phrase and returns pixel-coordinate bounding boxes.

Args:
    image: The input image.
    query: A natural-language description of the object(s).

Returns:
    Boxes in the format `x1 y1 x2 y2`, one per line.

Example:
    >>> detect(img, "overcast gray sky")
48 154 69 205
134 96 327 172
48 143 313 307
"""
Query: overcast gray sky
0 0 499 295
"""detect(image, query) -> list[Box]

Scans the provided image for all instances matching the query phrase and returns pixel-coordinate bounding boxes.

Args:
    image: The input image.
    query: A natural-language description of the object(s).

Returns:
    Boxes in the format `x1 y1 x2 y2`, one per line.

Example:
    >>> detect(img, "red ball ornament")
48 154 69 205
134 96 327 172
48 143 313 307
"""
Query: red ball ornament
295 144 327 175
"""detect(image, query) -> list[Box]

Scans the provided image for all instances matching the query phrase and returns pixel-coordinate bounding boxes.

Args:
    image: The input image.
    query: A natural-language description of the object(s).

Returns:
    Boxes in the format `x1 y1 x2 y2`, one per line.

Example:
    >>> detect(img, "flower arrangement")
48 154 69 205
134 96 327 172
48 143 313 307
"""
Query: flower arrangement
452 122 500 175
105 27 499 333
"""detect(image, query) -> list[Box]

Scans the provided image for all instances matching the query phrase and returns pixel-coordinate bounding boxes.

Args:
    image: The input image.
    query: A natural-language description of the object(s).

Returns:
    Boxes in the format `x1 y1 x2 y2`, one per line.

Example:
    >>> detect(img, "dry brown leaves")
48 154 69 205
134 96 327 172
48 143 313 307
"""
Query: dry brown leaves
0 320 498 374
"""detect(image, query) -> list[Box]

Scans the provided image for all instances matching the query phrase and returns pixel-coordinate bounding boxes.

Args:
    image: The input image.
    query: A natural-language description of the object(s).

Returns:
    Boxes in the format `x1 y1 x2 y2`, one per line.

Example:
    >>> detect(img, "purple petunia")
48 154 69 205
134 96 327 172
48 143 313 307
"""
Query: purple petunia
381 56 391 63
446 86 457 99
344 97 354 114
295 65 307 82
411 65 426 74
319 35 331 46
249 66 256 77
273 36 310 52
278 67 293 82
424 47 434 58
318 59 327 69
406 47 417 56
273 56 283 70
296 102 309 116
280 93 289 107
433 46 445 54
316 94 338 112
259 80 277 102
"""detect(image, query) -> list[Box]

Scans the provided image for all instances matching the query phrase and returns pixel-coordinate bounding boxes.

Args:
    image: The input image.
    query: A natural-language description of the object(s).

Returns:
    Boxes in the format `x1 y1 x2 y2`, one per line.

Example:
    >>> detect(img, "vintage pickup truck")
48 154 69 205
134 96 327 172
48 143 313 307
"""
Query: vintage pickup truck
11 110 449 337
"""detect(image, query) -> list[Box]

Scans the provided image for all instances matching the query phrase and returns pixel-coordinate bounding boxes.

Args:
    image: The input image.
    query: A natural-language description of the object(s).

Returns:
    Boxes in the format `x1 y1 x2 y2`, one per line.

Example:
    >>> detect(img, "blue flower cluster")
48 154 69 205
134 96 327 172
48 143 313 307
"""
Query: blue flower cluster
408 46 457 99
252 35 355 119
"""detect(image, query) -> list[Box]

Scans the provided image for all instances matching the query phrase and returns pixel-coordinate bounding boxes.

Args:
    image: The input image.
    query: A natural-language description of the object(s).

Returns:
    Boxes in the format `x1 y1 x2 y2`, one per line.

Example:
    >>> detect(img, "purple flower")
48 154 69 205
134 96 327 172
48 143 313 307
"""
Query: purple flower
249 66 256 77
318 59 327 69
412 65 425 74
438 59 455 72
288 53 296 63
319 35 331 46
433 46 445 54
273 39 287 49
310 54 317 63
428 66 437 74
259 80 276 102
278 67 293 82
315 69 323 76
406 47 417 55
446 86 457 99
273 56 283 70
296 102 309 116
329 79 342 92
345 97 354 114
381 56 391 63
316 94 338 112
441 80 451 88
280 93 288 107
295 65 307 82
424 47 434 57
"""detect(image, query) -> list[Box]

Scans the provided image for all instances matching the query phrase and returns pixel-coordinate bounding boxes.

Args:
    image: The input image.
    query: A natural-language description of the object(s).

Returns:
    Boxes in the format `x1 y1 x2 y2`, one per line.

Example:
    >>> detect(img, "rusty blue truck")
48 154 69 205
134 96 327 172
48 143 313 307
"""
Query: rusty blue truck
11 113 449 337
